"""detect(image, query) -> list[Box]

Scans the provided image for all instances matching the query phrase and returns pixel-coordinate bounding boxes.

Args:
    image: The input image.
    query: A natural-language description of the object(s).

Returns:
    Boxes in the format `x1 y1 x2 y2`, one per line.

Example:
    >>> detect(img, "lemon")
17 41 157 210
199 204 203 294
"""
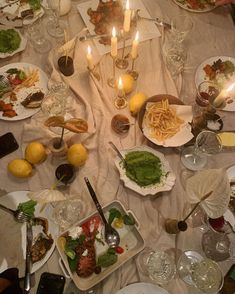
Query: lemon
58 236 66 251
129 92 148 116
25 142 47 164
117 74 135 95
67 144 88 167
113 218 124 229
8 159 33 178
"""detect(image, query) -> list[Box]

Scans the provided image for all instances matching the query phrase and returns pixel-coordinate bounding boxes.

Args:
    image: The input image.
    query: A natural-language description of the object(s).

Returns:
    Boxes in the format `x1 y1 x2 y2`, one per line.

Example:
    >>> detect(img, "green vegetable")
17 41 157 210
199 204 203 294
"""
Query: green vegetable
97 252 118 267
65 235 85 251
6 68 26 80
17 200 37 217
28 0 41 11
67 255 79 272
108 208 122 224
64 247 76 259
107 248 116 255
124 151 162 187
224 60 235 75
6 68 19 74
123 214 135 226
18 70 26 80
0 29 21 53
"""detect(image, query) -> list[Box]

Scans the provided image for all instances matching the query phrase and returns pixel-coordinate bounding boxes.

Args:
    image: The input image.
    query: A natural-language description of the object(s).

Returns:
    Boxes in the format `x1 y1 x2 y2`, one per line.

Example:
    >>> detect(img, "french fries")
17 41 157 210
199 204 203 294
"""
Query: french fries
15 68 39 92
144 99 184 142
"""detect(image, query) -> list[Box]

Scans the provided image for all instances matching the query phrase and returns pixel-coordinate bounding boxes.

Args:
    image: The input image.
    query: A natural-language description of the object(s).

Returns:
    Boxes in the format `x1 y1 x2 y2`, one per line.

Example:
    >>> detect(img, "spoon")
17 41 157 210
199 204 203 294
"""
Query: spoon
84 177 120 248
108 141 126 163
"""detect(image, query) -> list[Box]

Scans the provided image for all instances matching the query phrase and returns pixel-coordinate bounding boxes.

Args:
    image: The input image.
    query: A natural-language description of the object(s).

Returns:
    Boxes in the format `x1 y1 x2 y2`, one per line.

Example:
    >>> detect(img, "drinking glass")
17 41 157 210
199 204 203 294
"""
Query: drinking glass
181 130 222 171
170 15 193 43
46 0 64 38
137 247 175 285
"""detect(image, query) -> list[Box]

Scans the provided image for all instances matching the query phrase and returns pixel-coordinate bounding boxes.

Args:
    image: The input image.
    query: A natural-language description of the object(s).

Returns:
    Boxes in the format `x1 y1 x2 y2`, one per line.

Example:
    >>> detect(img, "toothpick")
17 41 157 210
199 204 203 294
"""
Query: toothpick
64 29 69 66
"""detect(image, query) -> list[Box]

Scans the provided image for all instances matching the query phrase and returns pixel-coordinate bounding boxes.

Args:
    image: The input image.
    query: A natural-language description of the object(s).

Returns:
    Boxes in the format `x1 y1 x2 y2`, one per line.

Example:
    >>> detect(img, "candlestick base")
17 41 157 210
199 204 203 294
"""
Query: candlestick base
126 69 139 80
114 97 128 109
107 77 116 88
115 58 129 69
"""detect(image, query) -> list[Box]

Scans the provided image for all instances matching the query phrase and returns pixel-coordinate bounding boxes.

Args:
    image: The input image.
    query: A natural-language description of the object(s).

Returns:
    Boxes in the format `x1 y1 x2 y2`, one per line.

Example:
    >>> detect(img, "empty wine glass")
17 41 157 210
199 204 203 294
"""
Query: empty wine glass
170 15 193 43
177 250 224 293
46 0 64 38
181 130 222 171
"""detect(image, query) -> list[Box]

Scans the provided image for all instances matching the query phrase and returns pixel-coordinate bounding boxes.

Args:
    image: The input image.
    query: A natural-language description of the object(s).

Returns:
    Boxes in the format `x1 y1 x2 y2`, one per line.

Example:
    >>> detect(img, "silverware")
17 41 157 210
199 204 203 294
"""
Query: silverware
24 221 33 293
0 203 30 223
108 141 126 163
84 177 120 248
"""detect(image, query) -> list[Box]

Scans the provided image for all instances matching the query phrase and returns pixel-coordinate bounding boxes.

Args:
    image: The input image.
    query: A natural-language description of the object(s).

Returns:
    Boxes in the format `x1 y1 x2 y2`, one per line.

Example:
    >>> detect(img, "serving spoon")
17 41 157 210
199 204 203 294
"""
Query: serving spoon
84 177 120 248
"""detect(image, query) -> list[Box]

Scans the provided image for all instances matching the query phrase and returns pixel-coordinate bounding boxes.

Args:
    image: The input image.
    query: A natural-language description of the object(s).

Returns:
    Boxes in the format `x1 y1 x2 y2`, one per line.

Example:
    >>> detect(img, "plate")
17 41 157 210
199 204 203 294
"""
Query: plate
195 56 235 112
0 191 58 278
116 282 169 294
227 165 235 196
0 26 27 58
114 145 176 196
77 0 161 56
138 95 193 147
0 62 48 121
172 0 216 13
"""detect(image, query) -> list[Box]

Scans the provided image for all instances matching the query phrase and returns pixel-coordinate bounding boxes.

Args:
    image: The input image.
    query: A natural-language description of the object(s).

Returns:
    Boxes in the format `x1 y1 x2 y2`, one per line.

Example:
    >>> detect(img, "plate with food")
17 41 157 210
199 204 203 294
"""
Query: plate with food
57 200 145 291
77 0 160 55
138 95 193 147
172 0 216 12
116 282 170 294
114 145 176 196
0 26 27 58
0 62 48 120
0 191 57 278
195 56 235 111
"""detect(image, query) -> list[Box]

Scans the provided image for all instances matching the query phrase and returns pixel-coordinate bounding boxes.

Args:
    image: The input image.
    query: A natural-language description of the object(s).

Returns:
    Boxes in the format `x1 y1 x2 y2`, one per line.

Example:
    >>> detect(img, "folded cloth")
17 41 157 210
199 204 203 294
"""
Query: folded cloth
0 268 22 294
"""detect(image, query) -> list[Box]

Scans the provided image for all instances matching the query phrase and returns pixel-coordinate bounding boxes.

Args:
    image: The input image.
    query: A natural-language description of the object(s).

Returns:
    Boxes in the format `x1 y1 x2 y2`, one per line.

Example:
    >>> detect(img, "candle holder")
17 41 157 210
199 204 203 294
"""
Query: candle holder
114 90 128 109
87 66 100 81
126 55 139 80
115 32 129 69
107 55 116 88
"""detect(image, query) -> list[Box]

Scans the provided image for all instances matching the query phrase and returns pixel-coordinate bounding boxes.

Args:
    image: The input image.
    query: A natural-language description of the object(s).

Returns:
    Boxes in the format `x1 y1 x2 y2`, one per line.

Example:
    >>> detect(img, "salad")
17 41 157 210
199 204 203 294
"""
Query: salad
176 0 214 10
58 208 135 278
0 29 21 54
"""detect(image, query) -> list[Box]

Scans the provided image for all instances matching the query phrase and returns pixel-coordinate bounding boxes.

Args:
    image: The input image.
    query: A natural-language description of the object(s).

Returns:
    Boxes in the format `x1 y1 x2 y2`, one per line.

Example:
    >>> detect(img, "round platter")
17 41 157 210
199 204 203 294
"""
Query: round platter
172 0 216 13
116 282 169 294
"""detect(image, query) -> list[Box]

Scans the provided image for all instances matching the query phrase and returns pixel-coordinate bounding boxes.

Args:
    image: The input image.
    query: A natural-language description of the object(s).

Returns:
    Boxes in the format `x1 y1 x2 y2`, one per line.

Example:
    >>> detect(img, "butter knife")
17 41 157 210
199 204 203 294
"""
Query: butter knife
24 221 33 294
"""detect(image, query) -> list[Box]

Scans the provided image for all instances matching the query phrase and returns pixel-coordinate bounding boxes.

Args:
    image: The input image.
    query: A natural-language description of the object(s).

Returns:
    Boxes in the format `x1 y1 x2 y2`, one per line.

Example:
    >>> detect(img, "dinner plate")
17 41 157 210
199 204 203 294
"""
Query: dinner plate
0 26 27 58
114 145 176 196
227 165 235 196
138 95 193 147
172 0 216 13
116 282 169 294
0 191 58 278
0 62 48 121
195 56 235 112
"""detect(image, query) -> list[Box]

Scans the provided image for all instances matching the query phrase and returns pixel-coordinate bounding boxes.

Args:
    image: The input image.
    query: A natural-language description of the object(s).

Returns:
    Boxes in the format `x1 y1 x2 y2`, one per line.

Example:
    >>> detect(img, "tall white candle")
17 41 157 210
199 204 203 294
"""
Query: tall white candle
123 0 131 33
131 31 139 59
87 45 94 70
117 76 124 97
111 27 117 57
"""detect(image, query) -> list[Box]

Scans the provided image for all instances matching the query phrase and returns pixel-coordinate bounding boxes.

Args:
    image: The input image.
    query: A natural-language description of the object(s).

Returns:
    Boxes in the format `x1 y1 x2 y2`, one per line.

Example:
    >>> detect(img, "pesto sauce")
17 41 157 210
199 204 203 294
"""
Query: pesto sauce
124 151 162 187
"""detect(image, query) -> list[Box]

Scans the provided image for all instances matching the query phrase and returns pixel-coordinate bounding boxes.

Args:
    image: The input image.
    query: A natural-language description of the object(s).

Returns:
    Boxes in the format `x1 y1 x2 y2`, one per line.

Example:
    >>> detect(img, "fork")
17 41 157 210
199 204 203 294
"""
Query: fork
0 203 30 223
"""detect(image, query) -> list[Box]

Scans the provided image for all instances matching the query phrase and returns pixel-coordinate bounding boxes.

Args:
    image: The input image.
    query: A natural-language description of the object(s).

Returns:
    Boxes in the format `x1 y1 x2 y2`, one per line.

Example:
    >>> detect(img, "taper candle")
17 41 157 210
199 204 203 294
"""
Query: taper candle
123 0 131 33
87 45 94 70
111 27 117 57
131 31 139 59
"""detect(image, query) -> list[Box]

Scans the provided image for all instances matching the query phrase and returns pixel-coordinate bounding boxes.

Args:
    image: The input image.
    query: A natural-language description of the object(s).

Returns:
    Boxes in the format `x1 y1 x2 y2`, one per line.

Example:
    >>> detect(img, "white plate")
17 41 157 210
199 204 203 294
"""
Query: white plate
227 165 235 196
0 191 58 278
0 26 27 58
0 62 48 121
114 145 176 196
116 282 169 294
77 0 160 56
195 56 235 112
172 0 216 13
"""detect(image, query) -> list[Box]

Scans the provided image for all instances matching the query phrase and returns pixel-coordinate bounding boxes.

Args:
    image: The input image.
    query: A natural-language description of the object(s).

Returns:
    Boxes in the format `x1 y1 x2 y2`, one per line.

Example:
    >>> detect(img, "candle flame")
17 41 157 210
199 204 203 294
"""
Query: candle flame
112 27 116 38
118 77 123 90
135 31 139 41
87 45 91 55
126 0 129 10
226 82 235 93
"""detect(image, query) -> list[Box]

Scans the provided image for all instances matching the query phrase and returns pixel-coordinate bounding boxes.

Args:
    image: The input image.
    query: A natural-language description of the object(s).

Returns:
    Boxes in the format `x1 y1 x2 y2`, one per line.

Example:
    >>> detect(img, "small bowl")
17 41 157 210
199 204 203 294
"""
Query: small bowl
55 163 75 184
111 114 130 134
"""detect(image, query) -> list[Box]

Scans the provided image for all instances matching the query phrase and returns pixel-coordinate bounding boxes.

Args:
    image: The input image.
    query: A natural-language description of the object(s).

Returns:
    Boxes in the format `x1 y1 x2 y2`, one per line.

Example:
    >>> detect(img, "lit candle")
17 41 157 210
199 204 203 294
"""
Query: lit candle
123 0 131 33
131 31 139 59
111 27 117 58
213 82 235 108
117 76 124 97
87 45 94 70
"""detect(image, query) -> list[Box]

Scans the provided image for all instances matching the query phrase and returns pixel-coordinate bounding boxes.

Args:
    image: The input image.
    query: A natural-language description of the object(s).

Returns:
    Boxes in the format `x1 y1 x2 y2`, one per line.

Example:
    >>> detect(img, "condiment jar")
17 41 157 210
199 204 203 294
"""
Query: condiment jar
165 218 188 234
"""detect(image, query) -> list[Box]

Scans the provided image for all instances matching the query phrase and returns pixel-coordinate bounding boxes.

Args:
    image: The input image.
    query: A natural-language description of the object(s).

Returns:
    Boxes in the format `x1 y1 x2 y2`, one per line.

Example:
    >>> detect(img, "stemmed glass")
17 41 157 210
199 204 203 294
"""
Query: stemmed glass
181 130 222 171
46 0 64 38
177 251 224 293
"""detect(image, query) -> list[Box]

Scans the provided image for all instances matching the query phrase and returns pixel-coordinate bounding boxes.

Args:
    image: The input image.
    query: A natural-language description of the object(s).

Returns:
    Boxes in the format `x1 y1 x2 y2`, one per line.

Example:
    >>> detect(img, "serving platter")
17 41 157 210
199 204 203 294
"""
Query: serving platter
195 56 235 112
138 94 193 147
0 26 27 58
57 200 145 291
0 191 57 278
0 62 48 121
116 282 170 294
172 0 216 13
114 145 176 196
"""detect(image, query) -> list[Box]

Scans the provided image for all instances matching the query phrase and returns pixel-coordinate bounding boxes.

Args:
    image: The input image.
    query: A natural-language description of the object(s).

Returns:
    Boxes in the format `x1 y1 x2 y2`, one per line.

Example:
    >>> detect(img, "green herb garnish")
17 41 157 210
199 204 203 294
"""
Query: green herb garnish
67 255 79 272
123 214 135 225
108 208 122 224
17 200 37 217
0 30 21 53
28 0 41 11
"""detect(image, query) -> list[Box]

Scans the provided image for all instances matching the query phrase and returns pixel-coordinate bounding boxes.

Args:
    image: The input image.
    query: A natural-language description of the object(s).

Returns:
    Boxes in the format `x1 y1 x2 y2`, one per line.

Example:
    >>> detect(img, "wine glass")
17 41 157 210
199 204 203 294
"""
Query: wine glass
170 15 193 43
46 0 64 38
137 247 175 285
177 251 224 293
181 130 222 171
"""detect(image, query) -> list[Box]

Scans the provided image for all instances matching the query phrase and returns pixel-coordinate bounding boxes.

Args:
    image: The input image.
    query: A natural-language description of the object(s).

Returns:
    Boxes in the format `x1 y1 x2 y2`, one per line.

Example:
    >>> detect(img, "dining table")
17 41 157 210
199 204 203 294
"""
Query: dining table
0 0 235 293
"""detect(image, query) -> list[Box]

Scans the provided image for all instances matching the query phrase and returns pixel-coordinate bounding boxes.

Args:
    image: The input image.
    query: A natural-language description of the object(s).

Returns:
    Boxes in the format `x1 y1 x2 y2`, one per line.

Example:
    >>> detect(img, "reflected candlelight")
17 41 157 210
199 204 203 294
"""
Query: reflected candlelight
213 82 235 108
111 27 117 58
87 45 94 70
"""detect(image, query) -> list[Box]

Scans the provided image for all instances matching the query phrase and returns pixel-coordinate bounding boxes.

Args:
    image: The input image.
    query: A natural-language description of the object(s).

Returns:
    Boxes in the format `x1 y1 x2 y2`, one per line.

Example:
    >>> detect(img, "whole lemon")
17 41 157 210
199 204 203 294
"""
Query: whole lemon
25 142 47 164
8 159 33 178
129 92 148 116
117 74 135 95
67 144 88 167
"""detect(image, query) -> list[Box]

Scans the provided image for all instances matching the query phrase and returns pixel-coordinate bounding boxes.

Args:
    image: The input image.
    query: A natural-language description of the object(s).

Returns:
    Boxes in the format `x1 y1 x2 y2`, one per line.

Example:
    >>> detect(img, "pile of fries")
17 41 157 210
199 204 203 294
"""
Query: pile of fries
144 99 184 142
15 68 39 92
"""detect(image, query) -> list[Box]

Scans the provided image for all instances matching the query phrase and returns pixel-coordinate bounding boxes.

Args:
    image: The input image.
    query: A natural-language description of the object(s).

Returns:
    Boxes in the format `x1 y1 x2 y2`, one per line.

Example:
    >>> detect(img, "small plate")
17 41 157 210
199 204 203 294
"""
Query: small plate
172 0 216 13
114 145 176 196
116 282 170 294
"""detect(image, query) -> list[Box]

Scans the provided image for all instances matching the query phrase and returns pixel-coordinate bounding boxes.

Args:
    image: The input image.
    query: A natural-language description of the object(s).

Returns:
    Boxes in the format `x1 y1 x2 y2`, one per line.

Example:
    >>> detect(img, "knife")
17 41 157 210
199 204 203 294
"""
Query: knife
24 221 33 294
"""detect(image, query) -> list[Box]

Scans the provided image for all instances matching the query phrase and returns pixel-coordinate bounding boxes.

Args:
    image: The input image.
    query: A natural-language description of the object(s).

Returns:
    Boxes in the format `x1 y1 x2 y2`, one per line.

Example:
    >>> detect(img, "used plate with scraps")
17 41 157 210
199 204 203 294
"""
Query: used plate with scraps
172 0 216 12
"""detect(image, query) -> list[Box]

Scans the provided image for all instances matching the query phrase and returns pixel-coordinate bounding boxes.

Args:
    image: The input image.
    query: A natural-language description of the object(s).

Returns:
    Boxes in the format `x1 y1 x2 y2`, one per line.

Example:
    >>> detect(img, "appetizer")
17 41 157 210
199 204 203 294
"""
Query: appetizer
175 0 214 10
0 29 21 54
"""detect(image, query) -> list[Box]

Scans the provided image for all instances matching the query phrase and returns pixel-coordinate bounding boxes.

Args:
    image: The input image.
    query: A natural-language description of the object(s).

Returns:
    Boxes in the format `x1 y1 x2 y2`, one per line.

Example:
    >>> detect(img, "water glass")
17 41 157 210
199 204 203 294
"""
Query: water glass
170 15 193 43
47 0 64 38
